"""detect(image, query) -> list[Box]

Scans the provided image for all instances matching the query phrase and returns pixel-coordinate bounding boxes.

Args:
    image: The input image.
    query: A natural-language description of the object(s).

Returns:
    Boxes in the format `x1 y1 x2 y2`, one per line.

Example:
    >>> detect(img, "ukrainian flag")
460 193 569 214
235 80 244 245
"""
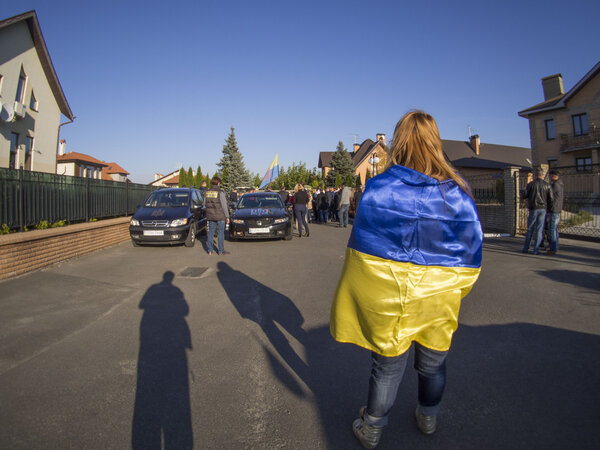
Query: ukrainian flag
330 165 482 356
259 155 280 189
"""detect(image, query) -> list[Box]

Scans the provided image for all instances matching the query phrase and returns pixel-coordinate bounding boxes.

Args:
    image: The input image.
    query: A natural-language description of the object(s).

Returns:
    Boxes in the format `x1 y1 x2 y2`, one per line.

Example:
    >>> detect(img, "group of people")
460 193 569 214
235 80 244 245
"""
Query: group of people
277 183 364 237
522 168 564 255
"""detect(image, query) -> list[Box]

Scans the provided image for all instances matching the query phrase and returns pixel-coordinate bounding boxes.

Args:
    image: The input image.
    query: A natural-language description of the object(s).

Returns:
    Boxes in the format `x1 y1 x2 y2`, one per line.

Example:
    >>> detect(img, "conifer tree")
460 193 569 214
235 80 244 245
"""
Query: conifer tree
335 173 342 187
252 173 262 188
345 173 355 187
217 127 251 192
186 167 194 187
178 167 186 188
365 168 372 182
326 140 355 186
194 166 203 187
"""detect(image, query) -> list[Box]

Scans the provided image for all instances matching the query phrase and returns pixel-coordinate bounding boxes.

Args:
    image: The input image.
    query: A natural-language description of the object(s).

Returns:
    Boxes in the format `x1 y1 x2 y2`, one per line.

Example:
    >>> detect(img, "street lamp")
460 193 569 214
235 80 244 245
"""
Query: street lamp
368 152 380 177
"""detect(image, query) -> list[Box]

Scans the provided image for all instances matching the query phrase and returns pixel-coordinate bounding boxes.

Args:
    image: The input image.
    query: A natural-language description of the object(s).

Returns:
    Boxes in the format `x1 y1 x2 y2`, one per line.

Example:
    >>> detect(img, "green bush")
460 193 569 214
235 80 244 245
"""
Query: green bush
50 220 66 228
1 224 12 235
35 221 50 230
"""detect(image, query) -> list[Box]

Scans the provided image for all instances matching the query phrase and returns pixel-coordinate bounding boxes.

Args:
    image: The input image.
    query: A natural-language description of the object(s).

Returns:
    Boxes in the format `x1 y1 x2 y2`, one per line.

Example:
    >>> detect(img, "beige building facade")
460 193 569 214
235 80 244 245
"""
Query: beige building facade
319 134 388 185
0 11 74 173
518 61 600 170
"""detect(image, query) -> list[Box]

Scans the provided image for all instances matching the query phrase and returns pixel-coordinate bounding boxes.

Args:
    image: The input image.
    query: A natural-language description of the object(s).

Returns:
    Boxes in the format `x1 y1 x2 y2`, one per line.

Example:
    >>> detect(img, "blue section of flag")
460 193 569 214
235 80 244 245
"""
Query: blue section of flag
348 165 482 268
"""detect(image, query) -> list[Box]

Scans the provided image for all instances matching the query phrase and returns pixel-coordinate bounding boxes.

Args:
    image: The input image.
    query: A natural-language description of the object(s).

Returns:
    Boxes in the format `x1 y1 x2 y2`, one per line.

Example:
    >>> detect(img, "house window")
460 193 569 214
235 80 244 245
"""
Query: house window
10 133 19 169
572 113 589 136
547 159 558 169
29 91 38 111
576 157 592 172
16 67 27 103
544 119 556 140
25 136 34 171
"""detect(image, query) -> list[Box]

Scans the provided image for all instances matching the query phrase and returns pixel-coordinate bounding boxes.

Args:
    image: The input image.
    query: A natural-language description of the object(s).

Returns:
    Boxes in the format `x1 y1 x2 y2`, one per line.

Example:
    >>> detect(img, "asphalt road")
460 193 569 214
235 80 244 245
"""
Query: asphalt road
0 223 599 449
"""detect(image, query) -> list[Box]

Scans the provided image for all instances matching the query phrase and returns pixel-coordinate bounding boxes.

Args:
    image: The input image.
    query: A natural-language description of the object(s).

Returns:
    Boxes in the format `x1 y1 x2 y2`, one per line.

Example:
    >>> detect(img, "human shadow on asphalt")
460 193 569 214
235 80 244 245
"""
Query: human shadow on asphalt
216 262 311 395
132 271 193 450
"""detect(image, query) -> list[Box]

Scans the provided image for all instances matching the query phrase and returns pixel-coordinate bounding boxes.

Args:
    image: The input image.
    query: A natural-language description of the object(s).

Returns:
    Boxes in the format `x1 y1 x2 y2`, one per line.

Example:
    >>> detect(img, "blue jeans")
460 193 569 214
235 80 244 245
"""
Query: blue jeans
207 220 225 254
338 204 349 227
364 343 448 427
319 209 328 223
548 212 560 252
523 209 546 254
294 204 309 236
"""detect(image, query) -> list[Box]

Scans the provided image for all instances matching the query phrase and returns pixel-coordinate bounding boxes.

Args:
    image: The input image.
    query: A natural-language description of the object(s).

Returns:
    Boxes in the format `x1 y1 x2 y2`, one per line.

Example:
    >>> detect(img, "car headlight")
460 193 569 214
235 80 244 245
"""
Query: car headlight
273 217 288 224
232 219 245 224
130 218 140 226
170 218 188 227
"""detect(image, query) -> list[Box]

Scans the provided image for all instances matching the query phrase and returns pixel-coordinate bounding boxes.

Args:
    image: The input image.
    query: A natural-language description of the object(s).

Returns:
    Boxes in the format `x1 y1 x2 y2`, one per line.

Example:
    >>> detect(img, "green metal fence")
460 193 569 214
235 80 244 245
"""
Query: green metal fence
0 167 155 231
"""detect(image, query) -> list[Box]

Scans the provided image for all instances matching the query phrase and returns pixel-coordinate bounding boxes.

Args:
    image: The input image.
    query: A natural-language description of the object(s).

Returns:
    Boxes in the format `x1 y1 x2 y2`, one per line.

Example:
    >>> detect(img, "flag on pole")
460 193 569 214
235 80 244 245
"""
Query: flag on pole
258 154 279 189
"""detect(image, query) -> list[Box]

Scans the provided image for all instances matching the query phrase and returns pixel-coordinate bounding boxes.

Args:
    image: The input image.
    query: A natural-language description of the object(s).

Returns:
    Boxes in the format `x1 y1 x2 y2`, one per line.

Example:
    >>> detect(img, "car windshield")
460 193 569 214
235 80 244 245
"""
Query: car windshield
237 195 283 209
144 191 190 207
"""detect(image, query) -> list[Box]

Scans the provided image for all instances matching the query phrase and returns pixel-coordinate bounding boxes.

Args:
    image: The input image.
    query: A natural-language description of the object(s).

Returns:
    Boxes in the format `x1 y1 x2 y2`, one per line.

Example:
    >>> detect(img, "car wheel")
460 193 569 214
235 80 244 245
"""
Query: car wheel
284 228 293 240
131 239 141 247
184 223 196 247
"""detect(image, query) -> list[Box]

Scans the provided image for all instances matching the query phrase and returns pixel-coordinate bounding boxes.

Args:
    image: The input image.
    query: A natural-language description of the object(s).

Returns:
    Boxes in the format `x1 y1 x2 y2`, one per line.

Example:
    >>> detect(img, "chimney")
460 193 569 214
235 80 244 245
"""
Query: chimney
376 134 386 145
58 139 66 156
469 134 480 155
353 143 360 152
541 74 564 101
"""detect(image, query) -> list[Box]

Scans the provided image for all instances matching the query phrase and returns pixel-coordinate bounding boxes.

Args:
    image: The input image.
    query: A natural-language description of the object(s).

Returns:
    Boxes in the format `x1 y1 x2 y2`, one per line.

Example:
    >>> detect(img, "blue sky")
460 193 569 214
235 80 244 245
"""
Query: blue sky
3 0 599 183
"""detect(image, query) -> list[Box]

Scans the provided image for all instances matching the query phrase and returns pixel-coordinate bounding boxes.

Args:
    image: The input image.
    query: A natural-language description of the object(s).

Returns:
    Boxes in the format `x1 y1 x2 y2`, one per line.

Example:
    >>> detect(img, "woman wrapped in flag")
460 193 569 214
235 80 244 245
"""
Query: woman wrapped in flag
330 111 482 449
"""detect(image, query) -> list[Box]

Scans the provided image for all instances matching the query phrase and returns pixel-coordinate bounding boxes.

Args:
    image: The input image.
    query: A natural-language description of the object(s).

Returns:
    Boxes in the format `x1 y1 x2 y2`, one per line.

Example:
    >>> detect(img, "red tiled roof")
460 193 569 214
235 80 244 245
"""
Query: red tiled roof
104 162 129 175
57 152 107 167
164 175 179 185
100 162 129 181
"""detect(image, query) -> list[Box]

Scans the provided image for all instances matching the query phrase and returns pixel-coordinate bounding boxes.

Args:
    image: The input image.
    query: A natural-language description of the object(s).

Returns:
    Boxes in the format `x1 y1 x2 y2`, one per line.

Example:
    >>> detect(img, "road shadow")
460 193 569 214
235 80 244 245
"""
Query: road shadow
131 271 193 449
216 262 310 395
535 269 600 292
214 263 600 448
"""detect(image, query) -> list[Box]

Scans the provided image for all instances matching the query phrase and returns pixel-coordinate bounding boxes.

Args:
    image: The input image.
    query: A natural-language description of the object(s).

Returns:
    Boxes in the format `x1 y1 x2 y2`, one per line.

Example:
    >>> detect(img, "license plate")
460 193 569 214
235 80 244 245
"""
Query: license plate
249 228 270 234
143 230 164 236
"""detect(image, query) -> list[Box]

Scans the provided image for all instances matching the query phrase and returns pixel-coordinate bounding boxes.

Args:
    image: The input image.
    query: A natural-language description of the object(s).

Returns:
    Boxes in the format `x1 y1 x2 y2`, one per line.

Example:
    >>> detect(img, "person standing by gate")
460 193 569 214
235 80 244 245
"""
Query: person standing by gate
547 169 564 255
522 168 553 255
204 176 230 255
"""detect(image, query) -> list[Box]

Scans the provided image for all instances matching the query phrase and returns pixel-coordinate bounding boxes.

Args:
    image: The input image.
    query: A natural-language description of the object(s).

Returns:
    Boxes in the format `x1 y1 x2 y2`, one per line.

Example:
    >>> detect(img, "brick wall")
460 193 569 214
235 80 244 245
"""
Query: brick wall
0 217 131 281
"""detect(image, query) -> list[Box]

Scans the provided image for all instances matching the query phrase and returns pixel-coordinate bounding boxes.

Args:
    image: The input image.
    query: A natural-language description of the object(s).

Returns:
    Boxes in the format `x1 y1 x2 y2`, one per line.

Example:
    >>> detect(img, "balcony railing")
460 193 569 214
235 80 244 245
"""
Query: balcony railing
559 128 600 152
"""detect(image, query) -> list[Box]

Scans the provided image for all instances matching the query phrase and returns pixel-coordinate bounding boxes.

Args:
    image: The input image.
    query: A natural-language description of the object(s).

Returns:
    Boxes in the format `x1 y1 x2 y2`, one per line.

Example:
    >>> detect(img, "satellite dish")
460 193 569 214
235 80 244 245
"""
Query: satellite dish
1 103 15 122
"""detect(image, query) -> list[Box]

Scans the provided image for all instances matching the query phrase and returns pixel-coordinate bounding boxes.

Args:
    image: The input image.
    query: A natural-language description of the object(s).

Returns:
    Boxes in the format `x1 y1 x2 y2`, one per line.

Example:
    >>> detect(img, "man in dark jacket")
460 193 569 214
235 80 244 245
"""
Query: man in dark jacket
316 187 328 223
278 185 290 206
204 176 230 255
547 169 564 255
522 168 553 254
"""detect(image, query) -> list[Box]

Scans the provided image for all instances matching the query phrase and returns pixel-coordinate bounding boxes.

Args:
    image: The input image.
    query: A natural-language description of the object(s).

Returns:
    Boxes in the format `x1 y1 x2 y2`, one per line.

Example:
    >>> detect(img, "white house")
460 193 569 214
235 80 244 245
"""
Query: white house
0 10 74 173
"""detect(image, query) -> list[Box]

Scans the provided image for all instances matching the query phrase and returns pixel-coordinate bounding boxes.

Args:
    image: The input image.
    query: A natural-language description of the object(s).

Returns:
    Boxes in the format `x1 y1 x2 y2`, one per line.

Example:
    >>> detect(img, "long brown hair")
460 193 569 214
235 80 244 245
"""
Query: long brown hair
387 110 471 195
